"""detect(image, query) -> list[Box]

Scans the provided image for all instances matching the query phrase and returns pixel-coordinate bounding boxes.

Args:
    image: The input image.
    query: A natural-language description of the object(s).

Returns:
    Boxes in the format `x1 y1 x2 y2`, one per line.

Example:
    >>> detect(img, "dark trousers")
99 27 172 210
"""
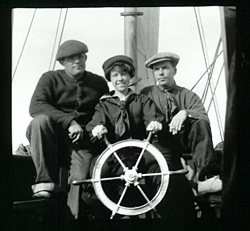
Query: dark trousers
26 115 93 219
171 119 221 181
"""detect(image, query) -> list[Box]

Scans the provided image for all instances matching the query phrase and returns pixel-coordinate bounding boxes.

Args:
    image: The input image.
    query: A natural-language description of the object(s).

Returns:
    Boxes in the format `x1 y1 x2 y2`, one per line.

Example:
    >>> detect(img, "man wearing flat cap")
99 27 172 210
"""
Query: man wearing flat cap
141 52 222 194
26 40 109 219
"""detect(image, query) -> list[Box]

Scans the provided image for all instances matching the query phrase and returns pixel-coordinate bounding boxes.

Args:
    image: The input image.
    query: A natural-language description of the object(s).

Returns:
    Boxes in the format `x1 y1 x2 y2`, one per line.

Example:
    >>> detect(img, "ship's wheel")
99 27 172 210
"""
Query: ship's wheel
73 132 188 219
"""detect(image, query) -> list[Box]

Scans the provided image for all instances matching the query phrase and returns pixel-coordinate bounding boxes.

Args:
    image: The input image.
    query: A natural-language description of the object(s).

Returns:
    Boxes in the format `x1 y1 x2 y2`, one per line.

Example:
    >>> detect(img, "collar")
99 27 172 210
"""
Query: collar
64 70 88 82
100 88 136 101
157 81 177 93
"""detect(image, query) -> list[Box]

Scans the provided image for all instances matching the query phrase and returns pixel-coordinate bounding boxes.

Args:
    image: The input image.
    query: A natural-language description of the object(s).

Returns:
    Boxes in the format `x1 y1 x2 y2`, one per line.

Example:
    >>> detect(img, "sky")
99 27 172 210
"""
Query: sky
11 6 227 152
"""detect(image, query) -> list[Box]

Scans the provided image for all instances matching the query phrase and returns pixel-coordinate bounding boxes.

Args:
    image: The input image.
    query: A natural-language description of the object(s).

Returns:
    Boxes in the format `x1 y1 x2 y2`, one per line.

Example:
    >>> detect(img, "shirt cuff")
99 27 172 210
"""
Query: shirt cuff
185 110 201 120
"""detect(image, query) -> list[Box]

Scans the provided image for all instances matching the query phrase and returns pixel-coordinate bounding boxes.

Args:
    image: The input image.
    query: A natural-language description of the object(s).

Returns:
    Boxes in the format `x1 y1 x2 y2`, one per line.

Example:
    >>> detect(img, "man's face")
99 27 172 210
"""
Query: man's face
153 61 176 88
110 66 131 94
61 53 87 79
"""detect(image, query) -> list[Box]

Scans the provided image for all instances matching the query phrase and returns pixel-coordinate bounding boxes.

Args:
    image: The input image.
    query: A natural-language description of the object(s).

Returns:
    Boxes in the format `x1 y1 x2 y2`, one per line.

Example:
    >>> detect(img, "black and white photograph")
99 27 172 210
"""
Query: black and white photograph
8 4 245 231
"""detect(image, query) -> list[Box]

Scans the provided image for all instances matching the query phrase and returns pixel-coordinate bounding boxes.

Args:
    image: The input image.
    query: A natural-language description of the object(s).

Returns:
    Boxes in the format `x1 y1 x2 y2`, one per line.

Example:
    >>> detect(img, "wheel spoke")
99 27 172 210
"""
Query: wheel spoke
141 172 165 177
72 179 93 185
73 170 187 185
73 176 124 185
134 132 154 169
141 169 188 178
99 176 124 182
112 151 127 170
134 141 150 169
136 184 157 212
103 136 127 170
110 185 128 219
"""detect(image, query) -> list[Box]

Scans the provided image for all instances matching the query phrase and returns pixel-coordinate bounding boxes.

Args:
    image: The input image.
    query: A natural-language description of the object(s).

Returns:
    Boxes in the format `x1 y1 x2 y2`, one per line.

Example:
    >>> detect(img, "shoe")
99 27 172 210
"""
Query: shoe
32 190 52 199
198 176 222 194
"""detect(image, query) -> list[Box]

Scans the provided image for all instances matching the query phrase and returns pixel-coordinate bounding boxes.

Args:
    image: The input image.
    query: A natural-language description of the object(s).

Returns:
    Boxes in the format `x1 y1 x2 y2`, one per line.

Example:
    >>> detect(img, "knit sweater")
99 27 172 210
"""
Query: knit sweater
29 69 109 129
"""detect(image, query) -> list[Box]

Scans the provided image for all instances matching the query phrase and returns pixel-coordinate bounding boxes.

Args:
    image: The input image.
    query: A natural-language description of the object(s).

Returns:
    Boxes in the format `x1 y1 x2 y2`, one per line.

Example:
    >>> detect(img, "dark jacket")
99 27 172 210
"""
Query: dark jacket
141 82 209 123
29 69 109 129
86 90 165 144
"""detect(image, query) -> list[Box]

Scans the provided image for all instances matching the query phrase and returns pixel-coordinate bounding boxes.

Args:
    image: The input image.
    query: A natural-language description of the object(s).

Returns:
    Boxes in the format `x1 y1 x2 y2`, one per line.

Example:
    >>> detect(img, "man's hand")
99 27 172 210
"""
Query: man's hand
169 110 187 135
68 120 84 143
92 125 108 139
146 121 163 133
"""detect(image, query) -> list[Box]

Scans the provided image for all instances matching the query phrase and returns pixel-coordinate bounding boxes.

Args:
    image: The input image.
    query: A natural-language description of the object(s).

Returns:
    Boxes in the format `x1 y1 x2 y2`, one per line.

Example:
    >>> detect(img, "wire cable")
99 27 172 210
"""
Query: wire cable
52 8 68 70
193 8 224 141
49 9 63 70
194 7 210 76
202 38 222 104
194 7 213 103
201 39 224 140
191 50 223 91
12 9 37 82
198 9 210 69
207 64 225 141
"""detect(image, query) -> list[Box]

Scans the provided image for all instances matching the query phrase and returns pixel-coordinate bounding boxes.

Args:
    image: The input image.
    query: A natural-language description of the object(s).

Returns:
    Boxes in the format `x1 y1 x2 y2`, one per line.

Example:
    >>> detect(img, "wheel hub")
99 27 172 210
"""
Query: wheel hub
123 167 141 186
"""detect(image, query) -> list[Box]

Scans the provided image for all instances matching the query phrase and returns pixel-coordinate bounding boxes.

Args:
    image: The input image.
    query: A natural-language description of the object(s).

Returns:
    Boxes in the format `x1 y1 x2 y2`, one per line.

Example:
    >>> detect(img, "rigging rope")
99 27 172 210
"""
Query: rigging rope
191 50 223 91
202 38 222 104
201 62 215 102
12 9 37 82
197 8 210 69
207 65 224 112
207 64 225 141
201 39 224 140
52 8 68 70
193 7 224 141
194 7 216 104
194 7 212 103
194 7 210 78
49 9 63 70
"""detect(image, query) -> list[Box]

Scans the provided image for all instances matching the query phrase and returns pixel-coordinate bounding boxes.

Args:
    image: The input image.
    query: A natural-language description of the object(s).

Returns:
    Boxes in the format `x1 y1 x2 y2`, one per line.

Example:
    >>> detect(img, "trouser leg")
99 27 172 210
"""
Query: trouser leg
144 162 196 220
154 174 196 221
67 145 93 219
178 119 220 181
151 137 183 171
26 115 60 193
26 115 94 218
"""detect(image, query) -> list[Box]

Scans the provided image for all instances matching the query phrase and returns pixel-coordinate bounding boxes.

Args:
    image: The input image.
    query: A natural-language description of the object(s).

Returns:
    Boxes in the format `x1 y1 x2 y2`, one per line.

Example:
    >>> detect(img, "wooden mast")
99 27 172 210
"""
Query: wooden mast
121 7 160 92
121 8 143 93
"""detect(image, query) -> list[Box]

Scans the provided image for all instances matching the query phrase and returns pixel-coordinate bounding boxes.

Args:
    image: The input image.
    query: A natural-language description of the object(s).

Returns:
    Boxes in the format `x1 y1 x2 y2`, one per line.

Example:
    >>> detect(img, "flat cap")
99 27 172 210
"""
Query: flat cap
102 55 135 80
56 40 88 61
145 52 180 69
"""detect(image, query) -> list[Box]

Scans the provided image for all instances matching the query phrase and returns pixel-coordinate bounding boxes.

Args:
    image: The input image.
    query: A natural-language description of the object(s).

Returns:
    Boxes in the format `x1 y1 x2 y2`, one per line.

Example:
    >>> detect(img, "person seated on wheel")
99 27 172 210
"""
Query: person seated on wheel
85 55 196 220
